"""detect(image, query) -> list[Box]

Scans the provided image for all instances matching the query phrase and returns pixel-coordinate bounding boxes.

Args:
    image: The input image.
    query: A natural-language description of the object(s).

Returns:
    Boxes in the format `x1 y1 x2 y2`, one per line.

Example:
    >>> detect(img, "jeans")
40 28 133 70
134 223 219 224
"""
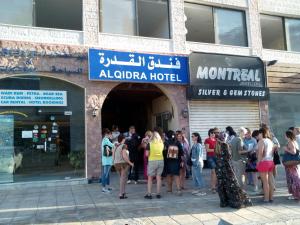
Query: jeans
101 165 112 187
192 164 205 189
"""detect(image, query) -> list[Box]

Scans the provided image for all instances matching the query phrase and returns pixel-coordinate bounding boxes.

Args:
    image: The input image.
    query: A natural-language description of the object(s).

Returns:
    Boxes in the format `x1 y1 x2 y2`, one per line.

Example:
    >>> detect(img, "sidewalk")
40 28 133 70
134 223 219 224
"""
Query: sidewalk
0 165 299 225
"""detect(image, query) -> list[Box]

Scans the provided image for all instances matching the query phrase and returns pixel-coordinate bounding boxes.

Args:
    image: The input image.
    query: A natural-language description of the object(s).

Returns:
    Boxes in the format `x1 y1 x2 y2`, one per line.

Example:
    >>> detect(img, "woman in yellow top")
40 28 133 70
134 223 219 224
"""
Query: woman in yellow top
144 131 164 199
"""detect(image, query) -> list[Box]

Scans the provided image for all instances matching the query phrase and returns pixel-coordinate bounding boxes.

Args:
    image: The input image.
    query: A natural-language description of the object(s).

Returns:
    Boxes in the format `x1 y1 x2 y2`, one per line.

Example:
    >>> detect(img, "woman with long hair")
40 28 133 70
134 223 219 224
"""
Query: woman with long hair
144 131 164 199
113 134 134 199
215 132 252 208
256 128 275 203
164 130 184 195
283 130 300 201
190 132 206 196
176 130 189 190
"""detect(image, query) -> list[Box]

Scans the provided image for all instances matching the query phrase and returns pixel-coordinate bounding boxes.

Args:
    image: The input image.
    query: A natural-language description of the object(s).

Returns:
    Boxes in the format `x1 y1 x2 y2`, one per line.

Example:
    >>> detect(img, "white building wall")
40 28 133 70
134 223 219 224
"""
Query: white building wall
0 0 300 64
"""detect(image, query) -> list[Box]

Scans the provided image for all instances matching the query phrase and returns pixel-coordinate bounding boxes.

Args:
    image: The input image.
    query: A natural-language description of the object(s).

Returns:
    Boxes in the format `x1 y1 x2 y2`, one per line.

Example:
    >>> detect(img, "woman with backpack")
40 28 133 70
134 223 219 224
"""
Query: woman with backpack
113 134 134 199
190 132 206 196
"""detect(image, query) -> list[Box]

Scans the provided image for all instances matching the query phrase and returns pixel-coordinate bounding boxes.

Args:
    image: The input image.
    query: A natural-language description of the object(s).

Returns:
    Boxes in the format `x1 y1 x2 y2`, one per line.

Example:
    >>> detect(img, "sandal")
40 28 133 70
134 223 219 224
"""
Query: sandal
119 193 128 199
144 194 152 199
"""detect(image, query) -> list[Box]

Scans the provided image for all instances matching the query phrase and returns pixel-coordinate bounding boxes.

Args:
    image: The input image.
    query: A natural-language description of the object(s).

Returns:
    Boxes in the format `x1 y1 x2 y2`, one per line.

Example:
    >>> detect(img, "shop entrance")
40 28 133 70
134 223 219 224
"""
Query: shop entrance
102 83 173 135
102 83 175 180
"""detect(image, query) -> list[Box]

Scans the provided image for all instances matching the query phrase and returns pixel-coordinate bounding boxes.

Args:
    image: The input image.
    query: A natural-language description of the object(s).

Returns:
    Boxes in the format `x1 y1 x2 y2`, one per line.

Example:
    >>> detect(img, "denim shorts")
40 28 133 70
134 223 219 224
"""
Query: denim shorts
207 156 217 169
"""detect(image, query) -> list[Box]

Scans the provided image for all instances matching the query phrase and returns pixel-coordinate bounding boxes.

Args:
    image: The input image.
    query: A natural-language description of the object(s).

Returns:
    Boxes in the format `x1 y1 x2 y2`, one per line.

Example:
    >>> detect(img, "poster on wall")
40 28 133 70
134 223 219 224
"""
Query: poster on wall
0 115 14 183
0 90 67 106
187 52 269 100
88 48 189 84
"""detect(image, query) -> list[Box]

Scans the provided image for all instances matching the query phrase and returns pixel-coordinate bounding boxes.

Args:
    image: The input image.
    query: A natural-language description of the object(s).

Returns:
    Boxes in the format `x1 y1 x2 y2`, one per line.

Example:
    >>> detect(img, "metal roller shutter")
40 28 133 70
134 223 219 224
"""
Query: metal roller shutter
189 100 260 140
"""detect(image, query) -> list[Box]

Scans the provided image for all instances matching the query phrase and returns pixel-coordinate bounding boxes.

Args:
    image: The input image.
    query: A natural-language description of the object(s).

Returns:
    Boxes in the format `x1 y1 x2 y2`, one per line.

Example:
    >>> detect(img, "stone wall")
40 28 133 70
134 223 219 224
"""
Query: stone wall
0 40 188 179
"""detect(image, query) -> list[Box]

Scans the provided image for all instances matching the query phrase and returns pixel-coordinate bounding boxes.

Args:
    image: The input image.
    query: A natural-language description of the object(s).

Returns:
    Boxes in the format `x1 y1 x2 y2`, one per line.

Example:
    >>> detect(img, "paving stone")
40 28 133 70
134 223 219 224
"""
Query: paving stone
191 213 220 222
148 216 179 225
171 214 202 224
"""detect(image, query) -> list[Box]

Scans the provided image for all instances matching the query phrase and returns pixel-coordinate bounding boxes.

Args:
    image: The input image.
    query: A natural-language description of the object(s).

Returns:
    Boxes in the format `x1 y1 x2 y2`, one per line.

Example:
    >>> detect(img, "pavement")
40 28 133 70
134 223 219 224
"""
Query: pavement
0 165 299 225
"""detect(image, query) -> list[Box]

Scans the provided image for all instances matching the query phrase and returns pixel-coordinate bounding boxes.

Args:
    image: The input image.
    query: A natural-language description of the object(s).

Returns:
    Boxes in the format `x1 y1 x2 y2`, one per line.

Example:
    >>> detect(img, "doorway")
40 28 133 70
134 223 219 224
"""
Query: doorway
102 83 174 135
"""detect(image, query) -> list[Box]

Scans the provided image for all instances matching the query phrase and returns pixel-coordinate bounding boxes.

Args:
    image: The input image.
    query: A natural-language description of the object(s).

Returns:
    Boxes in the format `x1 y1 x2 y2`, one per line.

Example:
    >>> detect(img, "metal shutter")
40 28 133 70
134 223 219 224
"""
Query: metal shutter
189 100 260 140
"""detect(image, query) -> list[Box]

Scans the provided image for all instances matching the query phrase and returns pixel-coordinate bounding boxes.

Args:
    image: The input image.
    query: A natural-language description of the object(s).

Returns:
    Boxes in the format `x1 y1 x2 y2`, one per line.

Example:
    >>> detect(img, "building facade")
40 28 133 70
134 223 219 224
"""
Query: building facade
0 0 299 184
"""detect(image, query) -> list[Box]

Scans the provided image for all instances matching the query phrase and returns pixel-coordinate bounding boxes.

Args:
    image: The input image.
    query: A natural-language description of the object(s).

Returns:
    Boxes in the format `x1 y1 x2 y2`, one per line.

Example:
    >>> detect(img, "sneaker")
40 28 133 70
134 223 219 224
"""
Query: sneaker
288 196 295 200
134 181 138 185
195 192 207 196
192 190 199 195
107 187 113 191
127 180 132 184
102 188 110 193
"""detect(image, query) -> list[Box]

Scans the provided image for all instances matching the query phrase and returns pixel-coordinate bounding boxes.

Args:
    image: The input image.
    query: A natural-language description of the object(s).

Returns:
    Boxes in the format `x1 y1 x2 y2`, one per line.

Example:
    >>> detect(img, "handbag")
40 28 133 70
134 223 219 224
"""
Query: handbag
103 145 113 157
273 150 281 165
282 149 300 166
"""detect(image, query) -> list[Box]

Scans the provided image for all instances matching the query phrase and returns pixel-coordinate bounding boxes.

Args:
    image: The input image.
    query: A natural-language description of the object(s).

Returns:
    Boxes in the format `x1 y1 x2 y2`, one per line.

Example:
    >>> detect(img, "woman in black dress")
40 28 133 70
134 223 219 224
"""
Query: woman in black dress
215 132 252 208
163 130 184 195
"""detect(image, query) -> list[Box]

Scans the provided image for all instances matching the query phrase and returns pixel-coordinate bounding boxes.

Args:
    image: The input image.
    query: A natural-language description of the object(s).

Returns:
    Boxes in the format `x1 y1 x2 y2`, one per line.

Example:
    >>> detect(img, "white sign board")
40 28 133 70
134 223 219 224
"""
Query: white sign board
0 90 67 106
22 131 33 139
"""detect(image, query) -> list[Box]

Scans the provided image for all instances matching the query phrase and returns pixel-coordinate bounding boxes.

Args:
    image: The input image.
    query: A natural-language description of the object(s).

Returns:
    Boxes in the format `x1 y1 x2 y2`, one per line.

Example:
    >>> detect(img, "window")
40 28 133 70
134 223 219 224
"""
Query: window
185 2 248 47
0 0 83 30
214 8 248 46
269 93 300 146
185 4 214 43
260 15 285 50
261 14 300 52
100 0 170 39
285 18 300 52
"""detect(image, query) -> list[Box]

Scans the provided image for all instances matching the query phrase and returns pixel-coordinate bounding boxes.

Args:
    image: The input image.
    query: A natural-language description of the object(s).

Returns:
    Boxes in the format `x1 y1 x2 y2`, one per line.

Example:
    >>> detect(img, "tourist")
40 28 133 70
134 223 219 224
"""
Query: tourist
204 128 217 193
190 132 206 196
113 135 134 199
225 126 237 144
230 127 248 187
124 126 140 184
256 128 275 203
141 130 153 180
111 125 120 144
176 130 189 190
144 132 164 199
283 130 300 201
101 129 114 193
244 128 258 192
164 130 184 195
215 131 252 208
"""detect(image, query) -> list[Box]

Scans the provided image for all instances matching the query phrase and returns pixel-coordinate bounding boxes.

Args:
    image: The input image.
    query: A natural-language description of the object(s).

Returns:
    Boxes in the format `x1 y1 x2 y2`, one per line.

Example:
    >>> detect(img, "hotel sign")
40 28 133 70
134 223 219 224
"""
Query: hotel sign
88 48 189 84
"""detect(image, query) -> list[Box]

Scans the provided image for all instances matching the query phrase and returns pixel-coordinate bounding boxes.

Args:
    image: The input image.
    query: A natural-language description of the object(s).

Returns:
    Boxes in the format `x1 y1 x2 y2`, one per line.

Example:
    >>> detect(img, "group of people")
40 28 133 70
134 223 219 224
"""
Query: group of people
100 124 300 208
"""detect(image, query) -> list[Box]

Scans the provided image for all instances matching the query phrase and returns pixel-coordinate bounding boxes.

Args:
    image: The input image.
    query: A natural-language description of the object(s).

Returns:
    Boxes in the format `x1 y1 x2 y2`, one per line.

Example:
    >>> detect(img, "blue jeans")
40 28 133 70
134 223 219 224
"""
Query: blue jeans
192 165 205 189
101 165 111 187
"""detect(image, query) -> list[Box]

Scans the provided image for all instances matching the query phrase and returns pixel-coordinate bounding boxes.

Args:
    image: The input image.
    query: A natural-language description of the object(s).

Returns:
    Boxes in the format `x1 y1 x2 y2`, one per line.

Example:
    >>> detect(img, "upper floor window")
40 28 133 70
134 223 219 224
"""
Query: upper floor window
185 2 248 47
261 14 300 52
0 0 82 31
100 0 170 39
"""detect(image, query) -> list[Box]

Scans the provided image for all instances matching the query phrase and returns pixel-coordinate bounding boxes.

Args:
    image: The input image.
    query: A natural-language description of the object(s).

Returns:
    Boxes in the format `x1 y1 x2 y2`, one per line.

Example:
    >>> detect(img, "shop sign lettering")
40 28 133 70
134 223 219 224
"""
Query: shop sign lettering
88 48 189 84
187 86 269 100
0 90 67 106
188 52 269 100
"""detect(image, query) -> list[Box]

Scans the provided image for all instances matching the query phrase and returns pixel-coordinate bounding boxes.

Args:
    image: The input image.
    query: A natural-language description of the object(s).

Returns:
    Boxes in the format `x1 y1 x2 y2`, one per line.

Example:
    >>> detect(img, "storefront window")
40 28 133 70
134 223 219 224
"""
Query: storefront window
285 18 300 52
0 0 83 30
100 0 170 38
185 3 248 47
269 93 300 146
260 14 286 51
0 76 85 183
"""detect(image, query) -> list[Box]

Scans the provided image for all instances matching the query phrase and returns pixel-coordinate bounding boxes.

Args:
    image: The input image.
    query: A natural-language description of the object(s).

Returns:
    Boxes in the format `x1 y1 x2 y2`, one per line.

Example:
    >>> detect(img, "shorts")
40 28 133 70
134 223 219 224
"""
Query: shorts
114 163 129 172
148 160 164 177
207 156 217 169
256 161 275 172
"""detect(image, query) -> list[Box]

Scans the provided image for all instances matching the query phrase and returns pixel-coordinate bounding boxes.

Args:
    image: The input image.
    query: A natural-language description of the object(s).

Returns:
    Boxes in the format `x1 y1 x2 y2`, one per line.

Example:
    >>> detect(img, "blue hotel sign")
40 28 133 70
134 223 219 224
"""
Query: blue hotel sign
88 48 189 84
